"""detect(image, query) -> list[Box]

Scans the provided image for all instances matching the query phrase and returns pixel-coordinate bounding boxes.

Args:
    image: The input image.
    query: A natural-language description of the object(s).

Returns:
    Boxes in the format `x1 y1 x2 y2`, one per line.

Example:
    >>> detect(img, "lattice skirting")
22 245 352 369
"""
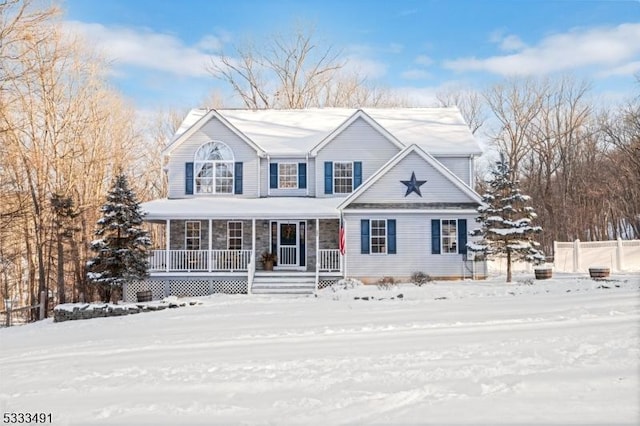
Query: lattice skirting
318 279 340 289
123 278 248 302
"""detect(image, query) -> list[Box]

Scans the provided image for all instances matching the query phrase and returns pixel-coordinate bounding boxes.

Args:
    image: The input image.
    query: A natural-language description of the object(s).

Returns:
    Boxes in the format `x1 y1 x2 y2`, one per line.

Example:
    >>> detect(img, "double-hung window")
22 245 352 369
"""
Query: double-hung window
334 161 353 193
185 221 201 250
227 221 243 250
370 219 387 254
278 163 298 189
441 219 458 254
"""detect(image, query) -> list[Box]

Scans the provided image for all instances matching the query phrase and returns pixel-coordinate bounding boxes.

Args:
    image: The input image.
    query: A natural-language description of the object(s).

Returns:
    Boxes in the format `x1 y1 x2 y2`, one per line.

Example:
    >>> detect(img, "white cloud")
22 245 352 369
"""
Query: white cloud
498 35 526 52
401 69 431 80
597 61 640 78
444 23 640 76
63 20 218 78
415 54 433 66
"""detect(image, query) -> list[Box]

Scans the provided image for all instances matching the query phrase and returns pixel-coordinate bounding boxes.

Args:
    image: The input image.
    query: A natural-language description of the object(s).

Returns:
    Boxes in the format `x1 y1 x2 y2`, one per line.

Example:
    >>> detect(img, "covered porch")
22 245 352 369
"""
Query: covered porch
140 197 345 294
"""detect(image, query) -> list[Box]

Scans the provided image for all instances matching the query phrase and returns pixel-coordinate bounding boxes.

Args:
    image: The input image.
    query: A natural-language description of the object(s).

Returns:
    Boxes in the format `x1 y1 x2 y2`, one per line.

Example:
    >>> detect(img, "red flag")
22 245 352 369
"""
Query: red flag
339 223 346 256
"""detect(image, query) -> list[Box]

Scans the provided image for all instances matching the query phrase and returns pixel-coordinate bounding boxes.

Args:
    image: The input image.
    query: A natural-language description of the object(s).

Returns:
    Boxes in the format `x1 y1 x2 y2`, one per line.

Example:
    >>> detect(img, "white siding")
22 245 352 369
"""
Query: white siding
352 151 476 204
344 211 479 280
435 156 471 186
167 117 259 199
315 117 401 198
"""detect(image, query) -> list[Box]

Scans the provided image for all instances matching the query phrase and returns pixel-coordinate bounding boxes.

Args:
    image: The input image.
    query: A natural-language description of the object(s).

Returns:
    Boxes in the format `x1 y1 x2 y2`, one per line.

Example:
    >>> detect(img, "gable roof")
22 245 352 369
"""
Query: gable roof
338 144 483 209
163 109 265 156
166 107 482 157
309 109 405 155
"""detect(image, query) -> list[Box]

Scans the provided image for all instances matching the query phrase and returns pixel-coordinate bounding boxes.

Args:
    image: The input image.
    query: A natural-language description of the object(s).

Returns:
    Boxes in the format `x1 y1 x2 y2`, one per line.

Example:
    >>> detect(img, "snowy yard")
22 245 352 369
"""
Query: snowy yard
1 273 639 425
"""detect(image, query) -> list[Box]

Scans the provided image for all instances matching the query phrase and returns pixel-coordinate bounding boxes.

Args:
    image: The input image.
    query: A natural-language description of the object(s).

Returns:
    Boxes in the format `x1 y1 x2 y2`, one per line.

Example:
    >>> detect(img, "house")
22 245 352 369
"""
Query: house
127 108 487 301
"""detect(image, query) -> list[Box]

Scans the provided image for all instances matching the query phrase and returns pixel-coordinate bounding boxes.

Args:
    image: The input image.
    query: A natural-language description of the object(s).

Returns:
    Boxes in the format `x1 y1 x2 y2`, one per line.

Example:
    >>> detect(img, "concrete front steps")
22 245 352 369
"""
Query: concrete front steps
250 271 316 295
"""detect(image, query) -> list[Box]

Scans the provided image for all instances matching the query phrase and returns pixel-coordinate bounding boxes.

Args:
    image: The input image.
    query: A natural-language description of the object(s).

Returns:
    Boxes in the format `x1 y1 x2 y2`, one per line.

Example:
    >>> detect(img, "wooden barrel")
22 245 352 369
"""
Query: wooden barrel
589 267 610 279
534 268 552 280
137 290 152 302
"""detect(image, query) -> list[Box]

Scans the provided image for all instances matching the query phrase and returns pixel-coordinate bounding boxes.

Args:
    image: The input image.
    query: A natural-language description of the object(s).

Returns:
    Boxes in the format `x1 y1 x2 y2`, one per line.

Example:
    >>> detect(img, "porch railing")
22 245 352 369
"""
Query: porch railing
319 249 341 272
149 249 252 272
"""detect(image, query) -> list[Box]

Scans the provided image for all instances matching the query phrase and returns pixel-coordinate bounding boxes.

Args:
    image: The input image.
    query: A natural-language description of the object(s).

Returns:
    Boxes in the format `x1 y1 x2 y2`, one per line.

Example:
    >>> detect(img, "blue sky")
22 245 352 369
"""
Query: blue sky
61 0 640 113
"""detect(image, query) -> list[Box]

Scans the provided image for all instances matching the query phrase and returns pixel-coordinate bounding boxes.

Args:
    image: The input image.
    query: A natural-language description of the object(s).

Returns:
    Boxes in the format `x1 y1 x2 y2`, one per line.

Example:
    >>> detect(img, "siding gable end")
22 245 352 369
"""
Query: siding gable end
339 144 483 208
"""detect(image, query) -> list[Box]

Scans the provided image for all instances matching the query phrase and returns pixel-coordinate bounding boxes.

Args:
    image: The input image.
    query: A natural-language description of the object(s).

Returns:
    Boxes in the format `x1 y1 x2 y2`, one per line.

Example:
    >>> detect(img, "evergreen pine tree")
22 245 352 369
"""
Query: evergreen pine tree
87 174 151 301
469 156 545 282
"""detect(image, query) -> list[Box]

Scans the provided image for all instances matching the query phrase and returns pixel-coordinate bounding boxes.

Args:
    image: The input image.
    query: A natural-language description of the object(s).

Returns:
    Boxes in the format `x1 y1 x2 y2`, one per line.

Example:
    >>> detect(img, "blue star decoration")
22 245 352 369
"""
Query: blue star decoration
401 172 427 197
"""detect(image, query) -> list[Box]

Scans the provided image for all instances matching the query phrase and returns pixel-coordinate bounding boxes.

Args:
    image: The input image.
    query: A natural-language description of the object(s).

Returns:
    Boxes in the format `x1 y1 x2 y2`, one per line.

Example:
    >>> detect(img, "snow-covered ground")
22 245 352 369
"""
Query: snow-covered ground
1 273 639 425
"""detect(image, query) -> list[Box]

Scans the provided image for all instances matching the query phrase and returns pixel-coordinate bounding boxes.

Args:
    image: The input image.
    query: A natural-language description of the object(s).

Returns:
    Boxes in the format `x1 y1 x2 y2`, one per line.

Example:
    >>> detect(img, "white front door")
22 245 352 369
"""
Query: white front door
278 221 299 268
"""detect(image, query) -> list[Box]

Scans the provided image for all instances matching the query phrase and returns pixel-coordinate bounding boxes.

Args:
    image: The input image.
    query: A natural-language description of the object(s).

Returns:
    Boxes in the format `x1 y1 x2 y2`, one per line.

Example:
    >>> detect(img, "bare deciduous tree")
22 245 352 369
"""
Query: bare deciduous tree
208 25 408 109
436 86 486 134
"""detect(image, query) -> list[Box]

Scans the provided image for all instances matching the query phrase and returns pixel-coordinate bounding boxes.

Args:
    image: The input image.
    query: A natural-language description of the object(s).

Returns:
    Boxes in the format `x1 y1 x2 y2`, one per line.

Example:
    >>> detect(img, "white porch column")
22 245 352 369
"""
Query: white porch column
343 218 347 278
208 219 213 272
252 218 256 255
165 219 170 272
315 218 320 291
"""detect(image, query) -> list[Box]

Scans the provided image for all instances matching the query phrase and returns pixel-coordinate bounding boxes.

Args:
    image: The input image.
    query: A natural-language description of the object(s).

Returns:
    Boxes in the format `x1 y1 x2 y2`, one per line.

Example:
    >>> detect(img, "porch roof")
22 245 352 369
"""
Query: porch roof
141 197 342 221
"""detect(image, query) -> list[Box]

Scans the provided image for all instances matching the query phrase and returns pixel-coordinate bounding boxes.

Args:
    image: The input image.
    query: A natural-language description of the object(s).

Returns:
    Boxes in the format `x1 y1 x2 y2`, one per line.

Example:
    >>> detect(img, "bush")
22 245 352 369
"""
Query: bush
411 271 432 286
377 276 395 290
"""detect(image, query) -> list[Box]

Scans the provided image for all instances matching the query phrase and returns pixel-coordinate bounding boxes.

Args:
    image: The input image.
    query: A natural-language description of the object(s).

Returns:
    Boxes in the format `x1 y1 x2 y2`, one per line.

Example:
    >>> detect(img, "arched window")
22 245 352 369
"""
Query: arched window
194 141 234 194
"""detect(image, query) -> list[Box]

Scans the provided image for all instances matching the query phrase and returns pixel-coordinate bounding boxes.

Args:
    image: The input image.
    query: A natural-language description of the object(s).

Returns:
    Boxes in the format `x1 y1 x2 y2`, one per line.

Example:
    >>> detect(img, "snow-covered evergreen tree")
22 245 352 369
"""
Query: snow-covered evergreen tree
87 174 151 301
469 156 545 282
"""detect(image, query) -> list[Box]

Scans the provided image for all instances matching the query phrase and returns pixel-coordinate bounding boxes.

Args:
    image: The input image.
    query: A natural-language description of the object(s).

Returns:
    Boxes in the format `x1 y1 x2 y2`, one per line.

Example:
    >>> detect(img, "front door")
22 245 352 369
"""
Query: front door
278 222 298 268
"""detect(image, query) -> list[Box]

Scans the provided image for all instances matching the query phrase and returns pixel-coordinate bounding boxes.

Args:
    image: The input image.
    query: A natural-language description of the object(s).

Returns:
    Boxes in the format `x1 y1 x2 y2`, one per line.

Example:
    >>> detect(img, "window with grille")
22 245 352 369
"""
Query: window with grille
370 219 387 254
334 161 353 193
227 221 243 250
278 163 298 189
441 219 458 253
185 221 201 250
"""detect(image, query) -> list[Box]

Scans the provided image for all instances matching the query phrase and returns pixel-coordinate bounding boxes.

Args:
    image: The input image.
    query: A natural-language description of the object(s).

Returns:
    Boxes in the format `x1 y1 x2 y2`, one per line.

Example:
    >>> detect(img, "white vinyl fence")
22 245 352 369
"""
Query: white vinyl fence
553 239 640 273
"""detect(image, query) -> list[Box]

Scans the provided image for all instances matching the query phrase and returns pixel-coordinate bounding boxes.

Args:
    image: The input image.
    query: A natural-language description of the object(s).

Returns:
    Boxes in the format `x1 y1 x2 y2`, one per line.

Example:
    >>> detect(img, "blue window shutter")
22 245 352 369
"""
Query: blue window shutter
234 162 243 194
458 219 467 255
185 162 194 195
387 219 396 254
324 162 333 194
431 219 441 254
269 163 278 189
361 219 370 254
354 161 362 189
298 163 307 189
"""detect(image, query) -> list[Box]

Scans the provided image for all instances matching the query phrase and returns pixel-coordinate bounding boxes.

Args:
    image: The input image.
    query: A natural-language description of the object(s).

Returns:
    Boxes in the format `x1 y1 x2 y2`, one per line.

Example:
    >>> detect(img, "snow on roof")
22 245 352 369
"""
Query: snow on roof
173 107 482 156
141 197 342 220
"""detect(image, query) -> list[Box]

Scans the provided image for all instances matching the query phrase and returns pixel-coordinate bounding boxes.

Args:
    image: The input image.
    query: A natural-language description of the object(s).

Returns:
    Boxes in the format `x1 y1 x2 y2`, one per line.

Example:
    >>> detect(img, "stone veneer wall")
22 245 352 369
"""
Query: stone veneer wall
166 218 340 272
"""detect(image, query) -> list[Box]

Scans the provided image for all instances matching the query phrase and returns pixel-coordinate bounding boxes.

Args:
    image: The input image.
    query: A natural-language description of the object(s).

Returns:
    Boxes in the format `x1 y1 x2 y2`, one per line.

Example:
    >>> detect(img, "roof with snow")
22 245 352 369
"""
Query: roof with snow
142 197 341 220
170 107 482 156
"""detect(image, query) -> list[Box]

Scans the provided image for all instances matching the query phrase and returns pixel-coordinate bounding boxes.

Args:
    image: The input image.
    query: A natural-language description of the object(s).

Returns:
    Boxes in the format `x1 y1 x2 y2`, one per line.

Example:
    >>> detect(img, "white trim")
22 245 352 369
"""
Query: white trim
440 219 458 255
338 144 483 210
142 197 341 220
193 141 235 195
185 220 201 250
343 209 479 214
277 162 299 189
165 219 170 273
310 109 405 155
333 161 354 194
369 219 388 255
275 221 300 269
208 219 213 272
305 154 309 197
163 109 265 156
227 221 243 250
